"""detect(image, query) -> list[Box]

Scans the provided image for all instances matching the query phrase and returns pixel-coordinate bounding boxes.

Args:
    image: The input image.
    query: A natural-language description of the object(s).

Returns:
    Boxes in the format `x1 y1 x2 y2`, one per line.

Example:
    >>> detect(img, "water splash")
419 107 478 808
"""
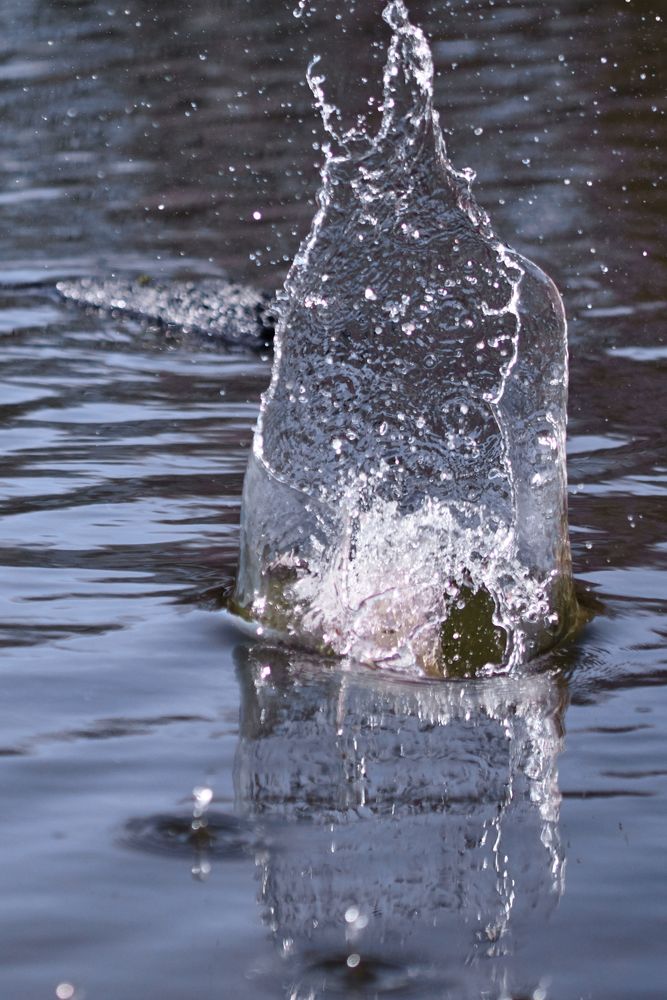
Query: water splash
57 276 275 347
234 0 575 675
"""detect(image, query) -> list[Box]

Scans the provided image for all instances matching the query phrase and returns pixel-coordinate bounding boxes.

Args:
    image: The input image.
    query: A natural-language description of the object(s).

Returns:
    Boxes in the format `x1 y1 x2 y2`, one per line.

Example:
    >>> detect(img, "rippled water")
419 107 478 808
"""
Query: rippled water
1 1 665 998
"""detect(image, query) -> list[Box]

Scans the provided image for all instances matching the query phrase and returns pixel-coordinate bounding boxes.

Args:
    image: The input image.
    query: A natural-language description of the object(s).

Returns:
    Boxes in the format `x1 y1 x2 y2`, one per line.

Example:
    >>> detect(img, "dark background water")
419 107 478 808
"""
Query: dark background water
1 1 665 998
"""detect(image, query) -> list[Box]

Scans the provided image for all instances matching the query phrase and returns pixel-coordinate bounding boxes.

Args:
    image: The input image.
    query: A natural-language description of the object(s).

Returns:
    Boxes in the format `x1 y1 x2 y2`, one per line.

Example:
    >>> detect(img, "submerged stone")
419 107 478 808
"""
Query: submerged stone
234 0 576 675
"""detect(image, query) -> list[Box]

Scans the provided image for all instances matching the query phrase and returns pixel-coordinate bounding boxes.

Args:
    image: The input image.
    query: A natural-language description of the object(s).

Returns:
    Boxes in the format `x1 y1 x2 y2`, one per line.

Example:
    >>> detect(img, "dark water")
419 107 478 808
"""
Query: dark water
1 1 665 998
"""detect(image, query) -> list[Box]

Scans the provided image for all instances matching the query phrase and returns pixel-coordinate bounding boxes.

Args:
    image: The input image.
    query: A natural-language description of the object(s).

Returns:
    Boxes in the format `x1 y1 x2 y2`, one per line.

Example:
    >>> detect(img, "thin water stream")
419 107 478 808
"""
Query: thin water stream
0 1 665 998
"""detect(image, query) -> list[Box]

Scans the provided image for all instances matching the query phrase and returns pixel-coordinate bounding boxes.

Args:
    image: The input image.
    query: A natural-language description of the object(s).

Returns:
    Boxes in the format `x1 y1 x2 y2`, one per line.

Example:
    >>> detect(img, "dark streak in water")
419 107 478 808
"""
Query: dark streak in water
602 769 667 780
574 724 653 735
0 715 213 757
562 789 654 800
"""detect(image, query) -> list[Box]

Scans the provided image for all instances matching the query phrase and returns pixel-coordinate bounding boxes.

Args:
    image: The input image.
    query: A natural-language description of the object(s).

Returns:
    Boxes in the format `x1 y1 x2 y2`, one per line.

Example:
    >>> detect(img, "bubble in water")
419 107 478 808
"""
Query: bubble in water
233 0 576 675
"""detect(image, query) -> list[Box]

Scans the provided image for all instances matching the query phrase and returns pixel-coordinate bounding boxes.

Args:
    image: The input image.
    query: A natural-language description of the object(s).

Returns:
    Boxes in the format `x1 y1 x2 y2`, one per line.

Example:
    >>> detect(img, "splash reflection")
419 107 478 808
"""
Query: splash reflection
234 644 567 997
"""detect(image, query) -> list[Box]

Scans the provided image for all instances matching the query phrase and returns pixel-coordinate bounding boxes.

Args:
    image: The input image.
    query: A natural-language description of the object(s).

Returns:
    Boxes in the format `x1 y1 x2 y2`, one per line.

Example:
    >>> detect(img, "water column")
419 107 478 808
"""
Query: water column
234 0 575 674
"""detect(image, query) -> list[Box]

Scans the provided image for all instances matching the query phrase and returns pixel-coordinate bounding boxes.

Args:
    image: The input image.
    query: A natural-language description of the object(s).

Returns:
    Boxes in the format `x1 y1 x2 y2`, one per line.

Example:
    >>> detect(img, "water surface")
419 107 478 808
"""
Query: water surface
0 1 665 998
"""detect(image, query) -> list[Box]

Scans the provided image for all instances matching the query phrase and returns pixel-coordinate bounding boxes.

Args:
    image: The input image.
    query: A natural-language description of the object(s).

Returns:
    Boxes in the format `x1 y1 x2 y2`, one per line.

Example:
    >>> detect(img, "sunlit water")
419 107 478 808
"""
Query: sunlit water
0 1 665 999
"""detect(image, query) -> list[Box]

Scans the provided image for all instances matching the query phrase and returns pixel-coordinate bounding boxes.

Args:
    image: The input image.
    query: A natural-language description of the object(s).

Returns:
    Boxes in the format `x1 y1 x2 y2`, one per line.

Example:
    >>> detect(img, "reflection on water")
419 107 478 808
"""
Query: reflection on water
233 643 566 997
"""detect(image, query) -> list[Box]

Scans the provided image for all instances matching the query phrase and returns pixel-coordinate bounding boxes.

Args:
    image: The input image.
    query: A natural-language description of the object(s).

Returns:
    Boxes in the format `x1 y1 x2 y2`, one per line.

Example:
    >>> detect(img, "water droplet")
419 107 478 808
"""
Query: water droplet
192 786 213 817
